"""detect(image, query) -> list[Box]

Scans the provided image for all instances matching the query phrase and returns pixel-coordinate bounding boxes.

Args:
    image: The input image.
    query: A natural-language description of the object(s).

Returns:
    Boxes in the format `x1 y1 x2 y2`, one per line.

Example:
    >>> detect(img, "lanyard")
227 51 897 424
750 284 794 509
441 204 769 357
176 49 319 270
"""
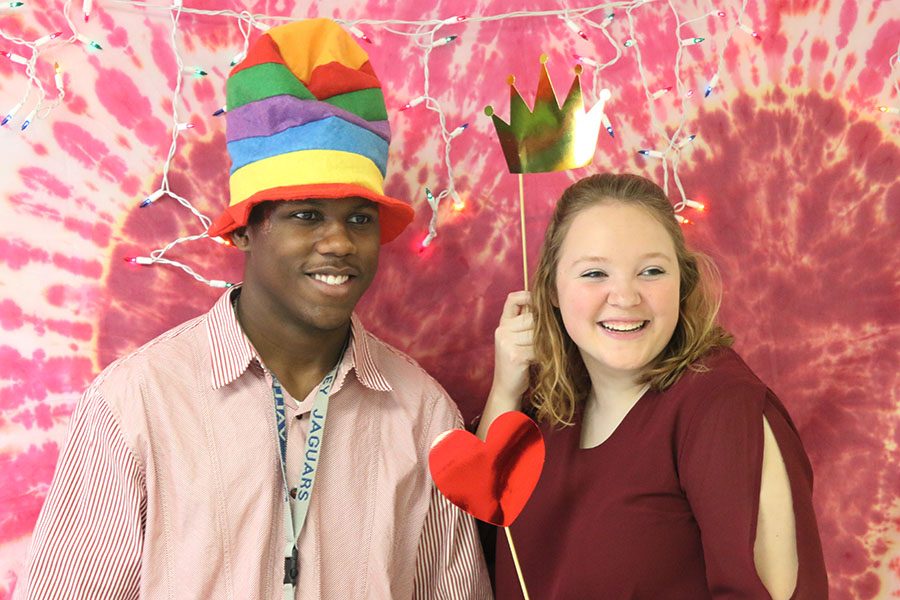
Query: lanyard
273 349 343 600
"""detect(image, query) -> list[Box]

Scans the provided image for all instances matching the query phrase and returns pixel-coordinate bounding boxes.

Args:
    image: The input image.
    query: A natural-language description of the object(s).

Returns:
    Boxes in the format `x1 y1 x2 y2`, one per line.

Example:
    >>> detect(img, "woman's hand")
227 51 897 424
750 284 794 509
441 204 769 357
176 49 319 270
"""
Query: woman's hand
477 291 535 439
491 290 535 400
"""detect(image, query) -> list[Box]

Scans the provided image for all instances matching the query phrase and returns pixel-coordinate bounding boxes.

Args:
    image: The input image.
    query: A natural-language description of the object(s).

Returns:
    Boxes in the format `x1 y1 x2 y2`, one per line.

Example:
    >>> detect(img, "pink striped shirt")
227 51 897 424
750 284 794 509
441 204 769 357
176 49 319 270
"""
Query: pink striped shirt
21 288 491 599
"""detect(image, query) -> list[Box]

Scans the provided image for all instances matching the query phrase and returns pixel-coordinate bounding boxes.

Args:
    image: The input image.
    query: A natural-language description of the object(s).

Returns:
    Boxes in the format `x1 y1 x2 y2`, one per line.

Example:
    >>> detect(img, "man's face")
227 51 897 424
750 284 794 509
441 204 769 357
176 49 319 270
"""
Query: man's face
233 197 381 335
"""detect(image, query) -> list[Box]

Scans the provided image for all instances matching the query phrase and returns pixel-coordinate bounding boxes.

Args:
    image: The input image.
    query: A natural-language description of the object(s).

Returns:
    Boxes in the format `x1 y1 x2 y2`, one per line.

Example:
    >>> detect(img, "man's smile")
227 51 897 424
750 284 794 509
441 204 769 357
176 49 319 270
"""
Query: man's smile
310 273 351 286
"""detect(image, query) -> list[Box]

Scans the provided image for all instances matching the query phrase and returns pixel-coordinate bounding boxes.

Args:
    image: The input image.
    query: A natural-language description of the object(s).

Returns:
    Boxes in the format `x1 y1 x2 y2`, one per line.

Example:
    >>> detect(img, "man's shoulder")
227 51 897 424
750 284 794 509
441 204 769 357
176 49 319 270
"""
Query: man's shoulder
362 330 448 398
360 329 463 440
95 313 208 389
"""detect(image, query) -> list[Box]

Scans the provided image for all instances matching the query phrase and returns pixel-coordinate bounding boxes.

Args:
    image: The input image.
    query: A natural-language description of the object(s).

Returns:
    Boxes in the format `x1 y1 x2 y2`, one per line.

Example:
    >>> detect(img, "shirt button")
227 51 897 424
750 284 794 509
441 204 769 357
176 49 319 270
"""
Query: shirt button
289 487 298 498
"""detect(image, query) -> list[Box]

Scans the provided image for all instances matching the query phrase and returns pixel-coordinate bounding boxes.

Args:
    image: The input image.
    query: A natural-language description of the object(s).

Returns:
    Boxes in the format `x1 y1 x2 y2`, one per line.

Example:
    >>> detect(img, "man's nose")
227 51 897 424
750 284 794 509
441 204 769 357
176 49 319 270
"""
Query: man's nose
315 221 356 256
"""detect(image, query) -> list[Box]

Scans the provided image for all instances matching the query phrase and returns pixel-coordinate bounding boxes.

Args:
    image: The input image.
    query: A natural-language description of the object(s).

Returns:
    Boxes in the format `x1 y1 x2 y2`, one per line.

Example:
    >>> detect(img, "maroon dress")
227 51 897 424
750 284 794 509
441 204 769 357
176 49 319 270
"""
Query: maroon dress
495 348 828 599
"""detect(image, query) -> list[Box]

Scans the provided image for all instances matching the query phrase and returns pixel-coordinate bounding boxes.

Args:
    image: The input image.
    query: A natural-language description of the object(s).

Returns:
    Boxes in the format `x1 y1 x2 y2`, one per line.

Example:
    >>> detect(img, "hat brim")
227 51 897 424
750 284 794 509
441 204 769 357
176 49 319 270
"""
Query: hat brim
207 183 415 244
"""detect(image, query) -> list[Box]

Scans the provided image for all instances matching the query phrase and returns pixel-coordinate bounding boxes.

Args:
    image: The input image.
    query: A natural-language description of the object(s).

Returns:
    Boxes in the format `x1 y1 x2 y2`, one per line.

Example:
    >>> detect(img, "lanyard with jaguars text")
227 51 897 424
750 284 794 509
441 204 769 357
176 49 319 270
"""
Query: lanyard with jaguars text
272 348 343 600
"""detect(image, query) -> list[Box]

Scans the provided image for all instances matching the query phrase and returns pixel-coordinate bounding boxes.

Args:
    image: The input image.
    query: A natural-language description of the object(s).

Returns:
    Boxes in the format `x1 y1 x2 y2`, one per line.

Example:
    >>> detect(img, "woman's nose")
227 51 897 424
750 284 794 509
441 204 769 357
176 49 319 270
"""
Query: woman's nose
607 278 641 307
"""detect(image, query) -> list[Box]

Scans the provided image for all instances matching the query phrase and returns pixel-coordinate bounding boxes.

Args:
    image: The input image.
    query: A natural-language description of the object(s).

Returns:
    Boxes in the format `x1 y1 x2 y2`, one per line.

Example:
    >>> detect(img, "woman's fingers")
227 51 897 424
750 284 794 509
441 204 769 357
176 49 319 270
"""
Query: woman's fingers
504 311 534 333
501 290 532 319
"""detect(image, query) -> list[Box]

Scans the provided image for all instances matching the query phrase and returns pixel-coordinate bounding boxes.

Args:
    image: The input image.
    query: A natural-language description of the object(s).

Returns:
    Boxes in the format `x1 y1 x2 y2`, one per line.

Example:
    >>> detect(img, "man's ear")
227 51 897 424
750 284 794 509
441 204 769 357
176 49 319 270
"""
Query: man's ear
230 227 251 252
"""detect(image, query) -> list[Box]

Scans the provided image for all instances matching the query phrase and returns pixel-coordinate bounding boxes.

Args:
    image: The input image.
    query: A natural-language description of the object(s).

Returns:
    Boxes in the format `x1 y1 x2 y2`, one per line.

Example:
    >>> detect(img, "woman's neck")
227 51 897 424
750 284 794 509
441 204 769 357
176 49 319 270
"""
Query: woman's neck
580 368 651 449
581 356 648 410
586 377 649 410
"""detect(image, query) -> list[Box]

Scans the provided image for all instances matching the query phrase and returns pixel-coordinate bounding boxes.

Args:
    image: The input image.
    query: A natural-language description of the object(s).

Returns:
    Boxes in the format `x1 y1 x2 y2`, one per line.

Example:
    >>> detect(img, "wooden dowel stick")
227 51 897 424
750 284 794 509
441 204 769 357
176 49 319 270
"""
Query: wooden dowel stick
504 526 530 600
518 173 528 291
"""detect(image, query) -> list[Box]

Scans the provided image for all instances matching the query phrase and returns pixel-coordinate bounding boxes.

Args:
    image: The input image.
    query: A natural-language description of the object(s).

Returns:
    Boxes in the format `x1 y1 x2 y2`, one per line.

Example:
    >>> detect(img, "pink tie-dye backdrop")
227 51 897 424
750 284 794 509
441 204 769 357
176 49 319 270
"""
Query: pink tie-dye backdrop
0 0 897 597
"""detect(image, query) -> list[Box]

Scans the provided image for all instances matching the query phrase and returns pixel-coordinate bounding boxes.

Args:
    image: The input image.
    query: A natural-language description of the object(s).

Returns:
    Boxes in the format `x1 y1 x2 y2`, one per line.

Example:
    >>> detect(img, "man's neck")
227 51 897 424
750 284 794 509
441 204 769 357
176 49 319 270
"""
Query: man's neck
234 289 349 400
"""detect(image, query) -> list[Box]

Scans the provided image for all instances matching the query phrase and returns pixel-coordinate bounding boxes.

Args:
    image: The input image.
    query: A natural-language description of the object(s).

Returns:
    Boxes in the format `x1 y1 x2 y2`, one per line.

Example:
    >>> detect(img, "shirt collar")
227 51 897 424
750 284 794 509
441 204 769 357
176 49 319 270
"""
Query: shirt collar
206 286 392 393
348 313 393 392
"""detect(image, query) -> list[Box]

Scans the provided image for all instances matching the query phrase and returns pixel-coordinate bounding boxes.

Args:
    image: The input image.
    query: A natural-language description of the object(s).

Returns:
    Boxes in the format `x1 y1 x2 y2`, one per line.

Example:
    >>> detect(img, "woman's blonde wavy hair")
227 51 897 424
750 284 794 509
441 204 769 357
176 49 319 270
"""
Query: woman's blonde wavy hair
529 173 733 427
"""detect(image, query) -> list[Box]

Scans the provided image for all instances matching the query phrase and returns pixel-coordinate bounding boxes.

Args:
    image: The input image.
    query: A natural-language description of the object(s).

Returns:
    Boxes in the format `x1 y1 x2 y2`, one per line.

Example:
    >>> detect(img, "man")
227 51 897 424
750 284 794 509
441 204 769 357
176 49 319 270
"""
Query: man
22 19 491 599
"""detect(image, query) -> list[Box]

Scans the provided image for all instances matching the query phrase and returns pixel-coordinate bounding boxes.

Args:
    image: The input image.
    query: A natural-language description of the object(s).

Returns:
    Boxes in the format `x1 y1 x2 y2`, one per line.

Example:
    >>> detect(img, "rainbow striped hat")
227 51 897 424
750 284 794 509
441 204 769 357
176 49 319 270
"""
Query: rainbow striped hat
207 19 414 243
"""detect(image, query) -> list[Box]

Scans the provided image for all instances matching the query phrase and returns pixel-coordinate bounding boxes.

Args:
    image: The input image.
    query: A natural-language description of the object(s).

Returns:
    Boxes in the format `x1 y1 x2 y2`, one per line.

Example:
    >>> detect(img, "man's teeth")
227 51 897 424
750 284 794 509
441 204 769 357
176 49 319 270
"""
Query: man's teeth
601 321 646 332
311 274 350 286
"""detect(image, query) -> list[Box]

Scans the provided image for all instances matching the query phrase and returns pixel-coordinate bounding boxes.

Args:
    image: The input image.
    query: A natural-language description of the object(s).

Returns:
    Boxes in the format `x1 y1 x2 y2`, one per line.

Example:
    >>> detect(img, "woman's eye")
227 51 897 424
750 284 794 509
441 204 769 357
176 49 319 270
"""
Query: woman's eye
581 270 607 279
291 211 319 221
641 267 665 276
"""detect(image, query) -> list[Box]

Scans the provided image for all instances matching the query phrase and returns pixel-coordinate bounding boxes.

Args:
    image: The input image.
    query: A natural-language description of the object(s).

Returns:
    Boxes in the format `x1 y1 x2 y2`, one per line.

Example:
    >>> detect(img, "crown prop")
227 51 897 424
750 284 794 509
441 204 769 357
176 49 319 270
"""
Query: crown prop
485 55 609 174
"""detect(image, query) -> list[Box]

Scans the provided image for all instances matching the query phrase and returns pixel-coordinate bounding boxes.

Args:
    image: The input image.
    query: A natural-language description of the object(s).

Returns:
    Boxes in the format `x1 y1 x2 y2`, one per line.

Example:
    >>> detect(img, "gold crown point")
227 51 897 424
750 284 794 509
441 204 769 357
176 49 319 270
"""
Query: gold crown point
486 54 604 173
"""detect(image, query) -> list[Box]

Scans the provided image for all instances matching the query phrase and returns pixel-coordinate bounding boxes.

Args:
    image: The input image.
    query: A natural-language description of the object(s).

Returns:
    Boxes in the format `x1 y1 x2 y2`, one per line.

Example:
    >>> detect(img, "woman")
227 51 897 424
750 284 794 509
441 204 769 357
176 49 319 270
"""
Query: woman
479 173 827 599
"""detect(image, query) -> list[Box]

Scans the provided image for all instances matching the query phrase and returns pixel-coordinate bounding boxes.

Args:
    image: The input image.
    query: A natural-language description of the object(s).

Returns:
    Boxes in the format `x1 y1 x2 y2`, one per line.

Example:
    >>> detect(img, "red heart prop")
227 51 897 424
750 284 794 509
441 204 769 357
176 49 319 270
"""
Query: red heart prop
429 411 545 527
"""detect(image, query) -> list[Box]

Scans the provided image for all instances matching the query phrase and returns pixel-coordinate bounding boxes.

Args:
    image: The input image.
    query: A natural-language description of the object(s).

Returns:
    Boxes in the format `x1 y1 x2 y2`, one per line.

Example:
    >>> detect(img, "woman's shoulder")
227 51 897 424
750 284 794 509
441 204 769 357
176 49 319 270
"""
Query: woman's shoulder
672 346 767 397
661 347 771 434
658 348 774 459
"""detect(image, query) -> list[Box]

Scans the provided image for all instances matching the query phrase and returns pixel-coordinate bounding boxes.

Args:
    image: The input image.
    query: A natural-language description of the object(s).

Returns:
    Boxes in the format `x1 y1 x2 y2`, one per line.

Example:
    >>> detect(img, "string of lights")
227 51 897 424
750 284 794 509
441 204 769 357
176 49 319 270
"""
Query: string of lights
2 0 768 286
878 41 899 115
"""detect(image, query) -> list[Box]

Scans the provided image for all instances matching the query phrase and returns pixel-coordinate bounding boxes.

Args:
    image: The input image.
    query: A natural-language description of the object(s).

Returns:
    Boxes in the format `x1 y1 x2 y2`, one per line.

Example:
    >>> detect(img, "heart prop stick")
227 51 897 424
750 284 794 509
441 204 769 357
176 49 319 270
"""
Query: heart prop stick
429 411 545 600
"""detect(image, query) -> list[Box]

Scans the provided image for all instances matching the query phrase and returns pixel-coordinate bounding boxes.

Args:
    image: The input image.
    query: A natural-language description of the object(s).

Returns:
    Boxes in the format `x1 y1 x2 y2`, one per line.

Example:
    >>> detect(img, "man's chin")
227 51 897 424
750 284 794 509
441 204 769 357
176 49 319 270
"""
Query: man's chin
301 309 356 334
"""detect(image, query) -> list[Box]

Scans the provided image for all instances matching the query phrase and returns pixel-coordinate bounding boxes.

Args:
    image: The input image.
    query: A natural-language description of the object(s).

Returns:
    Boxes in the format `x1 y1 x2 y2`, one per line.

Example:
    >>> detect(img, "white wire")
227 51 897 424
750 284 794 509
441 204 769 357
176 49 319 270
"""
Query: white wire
2 0 762 286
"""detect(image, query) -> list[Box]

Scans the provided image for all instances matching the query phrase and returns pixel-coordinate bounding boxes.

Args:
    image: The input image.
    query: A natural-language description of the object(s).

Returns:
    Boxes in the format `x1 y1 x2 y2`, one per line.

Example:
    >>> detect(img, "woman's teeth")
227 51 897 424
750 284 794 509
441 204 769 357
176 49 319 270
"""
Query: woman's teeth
600 321 646 332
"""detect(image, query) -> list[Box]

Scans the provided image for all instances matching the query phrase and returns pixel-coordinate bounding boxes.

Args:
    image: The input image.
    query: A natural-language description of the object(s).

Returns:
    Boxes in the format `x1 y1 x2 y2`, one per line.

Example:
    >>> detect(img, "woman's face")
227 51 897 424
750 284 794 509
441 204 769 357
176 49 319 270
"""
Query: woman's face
554 200 681 384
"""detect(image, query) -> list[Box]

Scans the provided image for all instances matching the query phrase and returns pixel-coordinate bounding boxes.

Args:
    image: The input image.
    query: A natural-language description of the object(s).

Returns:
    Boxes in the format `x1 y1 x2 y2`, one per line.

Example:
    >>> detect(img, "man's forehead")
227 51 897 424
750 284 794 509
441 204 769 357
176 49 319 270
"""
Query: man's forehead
279 197 377 209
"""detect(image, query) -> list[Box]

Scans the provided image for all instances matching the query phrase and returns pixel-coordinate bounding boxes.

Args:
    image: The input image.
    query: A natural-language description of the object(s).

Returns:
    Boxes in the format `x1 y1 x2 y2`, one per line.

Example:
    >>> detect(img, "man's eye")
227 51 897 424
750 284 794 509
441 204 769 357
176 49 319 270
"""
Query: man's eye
581 270 607 279
348 214 375 225
292 211 319 220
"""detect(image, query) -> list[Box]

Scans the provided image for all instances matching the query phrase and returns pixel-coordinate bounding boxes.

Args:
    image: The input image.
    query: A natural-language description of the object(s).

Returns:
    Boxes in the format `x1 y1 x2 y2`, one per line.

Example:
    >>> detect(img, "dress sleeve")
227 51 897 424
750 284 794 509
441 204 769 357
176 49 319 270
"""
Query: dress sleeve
21 385 145 600
677 376 774 598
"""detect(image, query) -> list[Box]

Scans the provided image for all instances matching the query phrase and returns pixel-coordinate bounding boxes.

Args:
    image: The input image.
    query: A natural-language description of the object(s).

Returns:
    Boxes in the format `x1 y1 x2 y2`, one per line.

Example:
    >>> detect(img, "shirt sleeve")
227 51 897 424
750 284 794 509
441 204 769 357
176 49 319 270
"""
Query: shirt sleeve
412 400 492 600
678 377 811 599
412 483 493 600
21 385 146 600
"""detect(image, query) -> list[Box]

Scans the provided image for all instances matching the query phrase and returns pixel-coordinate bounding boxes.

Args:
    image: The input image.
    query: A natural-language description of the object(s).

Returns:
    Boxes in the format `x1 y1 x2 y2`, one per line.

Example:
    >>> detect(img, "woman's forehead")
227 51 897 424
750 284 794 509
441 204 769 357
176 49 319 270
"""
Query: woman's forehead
563 202 673 248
